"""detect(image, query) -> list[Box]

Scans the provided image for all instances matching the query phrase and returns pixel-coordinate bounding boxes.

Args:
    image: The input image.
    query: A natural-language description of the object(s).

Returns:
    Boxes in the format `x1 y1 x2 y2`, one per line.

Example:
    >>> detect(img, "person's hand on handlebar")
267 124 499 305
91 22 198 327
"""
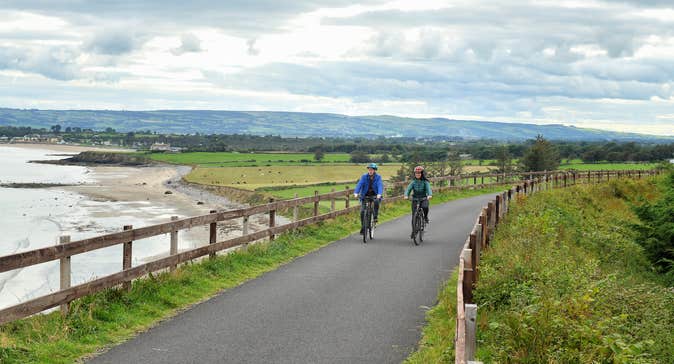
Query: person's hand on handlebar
354 193 359 198
376 194 382 199
427 195 432 200
403 195 408 200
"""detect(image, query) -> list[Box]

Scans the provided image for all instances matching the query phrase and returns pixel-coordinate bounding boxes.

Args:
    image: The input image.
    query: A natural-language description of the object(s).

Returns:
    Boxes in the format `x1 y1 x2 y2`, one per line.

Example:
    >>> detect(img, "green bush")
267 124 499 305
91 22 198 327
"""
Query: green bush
474 177 674 363
632 171 674 280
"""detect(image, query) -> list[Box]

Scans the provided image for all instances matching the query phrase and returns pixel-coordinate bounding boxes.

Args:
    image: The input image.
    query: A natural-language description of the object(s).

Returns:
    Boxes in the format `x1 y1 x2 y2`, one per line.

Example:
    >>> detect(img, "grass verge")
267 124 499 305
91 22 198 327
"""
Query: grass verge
475 175 674 363
0 185 508 363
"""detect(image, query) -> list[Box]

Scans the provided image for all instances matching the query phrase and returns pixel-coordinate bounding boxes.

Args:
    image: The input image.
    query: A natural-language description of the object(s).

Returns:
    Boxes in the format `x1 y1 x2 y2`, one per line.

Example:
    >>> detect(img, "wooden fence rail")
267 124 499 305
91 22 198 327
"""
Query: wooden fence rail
453 169 660 364
0 169 657 326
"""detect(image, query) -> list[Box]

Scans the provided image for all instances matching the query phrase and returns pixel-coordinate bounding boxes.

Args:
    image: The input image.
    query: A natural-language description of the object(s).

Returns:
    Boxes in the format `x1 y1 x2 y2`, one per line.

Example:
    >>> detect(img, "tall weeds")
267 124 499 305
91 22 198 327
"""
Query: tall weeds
475 176 674 363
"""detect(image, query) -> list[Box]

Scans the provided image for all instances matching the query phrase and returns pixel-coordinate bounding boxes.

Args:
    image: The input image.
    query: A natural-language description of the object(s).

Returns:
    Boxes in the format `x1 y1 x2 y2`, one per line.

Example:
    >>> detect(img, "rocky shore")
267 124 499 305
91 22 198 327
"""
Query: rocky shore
31 151 152 166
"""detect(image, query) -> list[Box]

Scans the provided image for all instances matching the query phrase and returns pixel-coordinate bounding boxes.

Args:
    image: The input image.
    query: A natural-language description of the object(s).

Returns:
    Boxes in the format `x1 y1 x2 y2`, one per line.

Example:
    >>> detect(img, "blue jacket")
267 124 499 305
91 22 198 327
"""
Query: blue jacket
354 173 384 199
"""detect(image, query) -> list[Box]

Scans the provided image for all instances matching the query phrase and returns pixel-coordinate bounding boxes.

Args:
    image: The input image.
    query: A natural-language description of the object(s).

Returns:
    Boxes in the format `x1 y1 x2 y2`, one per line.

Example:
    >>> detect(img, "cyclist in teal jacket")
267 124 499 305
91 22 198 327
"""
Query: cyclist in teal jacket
404 165 432 223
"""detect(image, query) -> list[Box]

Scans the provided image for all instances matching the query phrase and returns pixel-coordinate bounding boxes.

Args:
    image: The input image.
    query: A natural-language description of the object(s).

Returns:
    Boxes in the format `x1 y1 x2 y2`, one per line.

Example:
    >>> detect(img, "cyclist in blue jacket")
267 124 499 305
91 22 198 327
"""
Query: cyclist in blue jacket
354 162 384 233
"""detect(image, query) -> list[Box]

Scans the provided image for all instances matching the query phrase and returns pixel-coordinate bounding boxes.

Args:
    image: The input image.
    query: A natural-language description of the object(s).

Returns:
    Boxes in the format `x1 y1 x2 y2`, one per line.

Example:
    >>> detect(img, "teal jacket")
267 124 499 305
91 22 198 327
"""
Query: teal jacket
405 179 432 198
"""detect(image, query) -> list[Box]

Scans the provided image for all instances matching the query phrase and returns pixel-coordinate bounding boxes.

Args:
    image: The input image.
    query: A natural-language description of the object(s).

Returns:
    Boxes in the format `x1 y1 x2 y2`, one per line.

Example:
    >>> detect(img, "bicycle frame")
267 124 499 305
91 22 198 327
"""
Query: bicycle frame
410 197 427 245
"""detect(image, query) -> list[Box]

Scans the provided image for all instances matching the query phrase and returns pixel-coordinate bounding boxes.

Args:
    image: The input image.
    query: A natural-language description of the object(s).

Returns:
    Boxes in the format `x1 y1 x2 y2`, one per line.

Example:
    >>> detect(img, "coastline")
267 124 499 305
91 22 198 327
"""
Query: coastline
2 143 132 154
2 143 287 255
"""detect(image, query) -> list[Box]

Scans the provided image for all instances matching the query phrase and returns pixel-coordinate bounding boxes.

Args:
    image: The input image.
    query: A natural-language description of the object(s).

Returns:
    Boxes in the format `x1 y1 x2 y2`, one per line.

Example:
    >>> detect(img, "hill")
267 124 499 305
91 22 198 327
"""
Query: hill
0 108 670 141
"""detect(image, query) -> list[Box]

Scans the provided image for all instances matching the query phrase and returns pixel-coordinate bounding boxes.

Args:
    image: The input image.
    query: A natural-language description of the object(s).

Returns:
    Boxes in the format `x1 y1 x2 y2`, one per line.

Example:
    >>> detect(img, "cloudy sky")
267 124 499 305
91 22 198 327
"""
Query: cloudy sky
1 0 673 135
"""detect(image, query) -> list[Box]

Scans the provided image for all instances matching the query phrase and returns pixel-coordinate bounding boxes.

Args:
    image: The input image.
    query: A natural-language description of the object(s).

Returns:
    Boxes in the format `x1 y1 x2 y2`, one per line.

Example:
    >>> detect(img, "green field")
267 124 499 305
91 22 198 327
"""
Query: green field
150 152 351 166
185 164 401 190
258 183 355 199
559 161 658 170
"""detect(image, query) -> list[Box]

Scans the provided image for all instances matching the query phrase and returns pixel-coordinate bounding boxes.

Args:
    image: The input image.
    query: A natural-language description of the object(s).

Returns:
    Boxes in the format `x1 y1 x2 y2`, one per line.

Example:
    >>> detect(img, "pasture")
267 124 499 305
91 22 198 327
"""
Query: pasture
185 164 401 190
559 160 658 170
150 152 351 166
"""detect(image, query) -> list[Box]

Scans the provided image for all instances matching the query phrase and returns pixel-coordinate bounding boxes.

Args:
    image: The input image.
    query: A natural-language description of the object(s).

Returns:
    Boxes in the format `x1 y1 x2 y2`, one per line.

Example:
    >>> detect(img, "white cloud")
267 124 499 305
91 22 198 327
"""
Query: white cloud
0 1 672 135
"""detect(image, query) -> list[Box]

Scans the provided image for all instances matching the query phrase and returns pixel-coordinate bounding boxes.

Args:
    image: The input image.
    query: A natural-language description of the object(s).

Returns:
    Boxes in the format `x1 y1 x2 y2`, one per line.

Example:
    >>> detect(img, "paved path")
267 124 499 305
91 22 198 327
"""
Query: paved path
88 193 495 364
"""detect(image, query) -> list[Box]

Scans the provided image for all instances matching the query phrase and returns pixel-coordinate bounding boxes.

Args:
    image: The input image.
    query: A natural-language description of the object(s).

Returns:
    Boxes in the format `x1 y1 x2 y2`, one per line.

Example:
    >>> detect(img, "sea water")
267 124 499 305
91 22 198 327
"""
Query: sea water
0 146 203 310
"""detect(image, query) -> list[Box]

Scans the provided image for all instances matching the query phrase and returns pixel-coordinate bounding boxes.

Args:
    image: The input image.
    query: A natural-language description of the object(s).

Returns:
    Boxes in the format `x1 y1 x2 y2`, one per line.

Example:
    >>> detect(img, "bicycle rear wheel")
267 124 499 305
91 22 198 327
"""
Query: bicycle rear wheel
368 204 375 240
362 208 370 244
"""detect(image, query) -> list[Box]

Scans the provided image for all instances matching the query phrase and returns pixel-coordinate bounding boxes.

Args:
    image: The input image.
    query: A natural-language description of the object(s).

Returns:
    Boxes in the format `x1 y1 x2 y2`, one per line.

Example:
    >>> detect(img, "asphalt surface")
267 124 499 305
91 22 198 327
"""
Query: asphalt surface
88 193 495 364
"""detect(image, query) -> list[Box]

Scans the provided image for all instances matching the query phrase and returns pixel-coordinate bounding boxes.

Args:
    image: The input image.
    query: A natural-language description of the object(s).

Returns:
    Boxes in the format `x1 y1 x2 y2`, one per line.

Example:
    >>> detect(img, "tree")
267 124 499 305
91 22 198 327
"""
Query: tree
521 135 560 172
349 150 370 163
495 145 514 173
448 148 463 176
314 149 325 161
50 124 61 134
125 132 135 147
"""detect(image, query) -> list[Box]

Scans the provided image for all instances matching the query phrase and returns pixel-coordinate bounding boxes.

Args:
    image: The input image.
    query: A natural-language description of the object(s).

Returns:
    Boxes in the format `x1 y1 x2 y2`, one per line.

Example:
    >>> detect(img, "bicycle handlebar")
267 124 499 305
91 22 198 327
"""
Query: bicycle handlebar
410 196 428 201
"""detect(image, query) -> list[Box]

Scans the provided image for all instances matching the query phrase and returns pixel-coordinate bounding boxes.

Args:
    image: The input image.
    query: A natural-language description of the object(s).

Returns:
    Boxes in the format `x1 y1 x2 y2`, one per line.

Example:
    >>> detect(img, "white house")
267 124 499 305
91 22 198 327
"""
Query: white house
150 142 171 152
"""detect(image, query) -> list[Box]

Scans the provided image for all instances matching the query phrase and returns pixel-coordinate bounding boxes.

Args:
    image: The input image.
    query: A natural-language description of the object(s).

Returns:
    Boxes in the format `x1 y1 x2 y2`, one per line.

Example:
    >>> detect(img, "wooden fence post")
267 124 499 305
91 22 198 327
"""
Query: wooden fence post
495 195 501 225
293 193 299 222
480 210 487 249
465 304 478 362
122 225 133 292
331 188 336 212
269 198 276 241
470 232 479 283
242 215 249 236
59 235 71 316
209 210 217 259
486 202 495 246
345 186 350 209
314 191 319 217
462 249 474 304
170 216 178 271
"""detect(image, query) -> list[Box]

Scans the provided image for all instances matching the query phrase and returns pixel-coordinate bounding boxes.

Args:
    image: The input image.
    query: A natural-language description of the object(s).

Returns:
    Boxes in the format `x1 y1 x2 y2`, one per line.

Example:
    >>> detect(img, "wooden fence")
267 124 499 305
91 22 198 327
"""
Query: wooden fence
453 169 661 364
0 169 657 326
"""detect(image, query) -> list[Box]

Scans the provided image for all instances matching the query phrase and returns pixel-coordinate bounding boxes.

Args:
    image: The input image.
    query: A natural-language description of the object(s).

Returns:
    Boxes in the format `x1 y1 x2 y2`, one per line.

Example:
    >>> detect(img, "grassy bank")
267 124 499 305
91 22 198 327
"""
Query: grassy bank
474 175 674 362
0 185 508 363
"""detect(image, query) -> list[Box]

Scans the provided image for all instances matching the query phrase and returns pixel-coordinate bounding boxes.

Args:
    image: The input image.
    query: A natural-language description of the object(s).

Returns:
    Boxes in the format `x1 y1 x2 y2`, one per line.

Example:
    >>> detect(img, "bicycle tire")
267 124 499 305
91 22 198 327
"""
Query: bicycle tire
412 210 422 246
362 207 370 244
368 208 375 240
418 213 424 243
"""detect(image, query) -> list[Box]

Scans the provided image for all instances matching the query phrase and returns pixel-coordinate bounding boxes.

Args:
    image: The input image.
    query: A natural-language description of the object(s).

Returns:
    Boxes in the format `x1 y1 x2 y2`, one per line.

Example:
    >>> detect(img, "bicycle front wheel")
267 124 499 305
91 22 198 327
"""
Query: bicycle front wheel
368 209 375 240
362 208 370 244
412 211 422 245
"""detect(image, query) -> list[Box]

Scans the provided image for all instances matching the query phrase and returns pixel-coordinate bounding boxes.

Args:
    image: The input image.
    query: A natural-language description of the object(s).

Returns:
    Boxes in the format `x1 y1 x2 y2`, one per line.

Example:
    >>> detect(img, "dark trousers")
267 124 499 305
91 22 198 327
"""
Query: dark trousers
411 199 429 220
360 197 381 221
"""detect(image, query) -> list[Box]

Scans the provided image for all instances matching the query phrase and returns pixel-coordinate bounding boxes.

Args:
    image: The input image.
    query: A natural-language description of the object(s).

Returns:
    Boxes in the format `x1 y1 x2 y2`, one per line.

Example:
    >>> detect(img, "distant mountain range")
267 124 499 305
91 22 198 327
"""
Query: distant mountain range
0 108 670 142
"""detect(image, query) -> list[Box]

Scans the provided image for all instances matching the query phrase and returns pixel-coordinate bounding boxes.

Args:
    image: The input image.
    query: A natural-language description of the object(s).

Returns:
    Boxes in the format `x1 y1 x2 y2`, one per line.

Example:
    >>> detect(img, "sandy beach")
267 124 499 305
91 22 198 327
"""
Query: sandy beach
3 143 279 243
5 143 238 213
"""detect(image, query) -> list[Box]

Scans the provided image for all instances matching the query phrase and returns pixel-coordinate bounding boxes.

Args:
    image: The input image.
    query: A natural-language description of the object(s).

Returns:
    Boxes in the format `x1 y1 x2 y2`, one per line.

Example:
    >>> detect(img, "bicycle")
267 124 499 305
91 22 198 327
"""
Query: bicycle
410 197 427 246
360 196 377 243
